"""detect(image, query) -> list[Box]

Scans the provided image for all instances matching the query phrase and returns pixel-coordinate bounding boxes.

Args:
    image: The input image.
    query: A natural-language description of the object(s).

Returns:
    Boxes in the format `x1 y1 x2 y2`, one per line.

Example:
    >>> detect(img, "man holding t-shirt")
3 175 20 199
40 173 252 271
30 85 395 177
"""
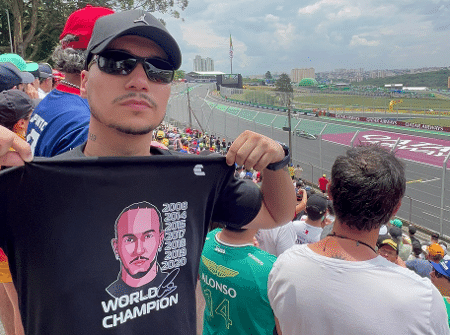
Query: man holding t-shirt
0 9 295 335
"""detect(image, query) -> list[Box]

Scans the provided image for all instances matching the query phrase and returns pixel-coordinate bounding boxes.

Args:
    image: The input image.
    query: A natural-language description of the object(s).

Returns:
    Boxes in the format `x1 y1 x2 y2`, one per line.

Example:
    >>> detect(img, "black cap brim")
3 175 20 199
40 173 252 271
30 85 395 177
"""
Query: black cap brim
86 10 181 70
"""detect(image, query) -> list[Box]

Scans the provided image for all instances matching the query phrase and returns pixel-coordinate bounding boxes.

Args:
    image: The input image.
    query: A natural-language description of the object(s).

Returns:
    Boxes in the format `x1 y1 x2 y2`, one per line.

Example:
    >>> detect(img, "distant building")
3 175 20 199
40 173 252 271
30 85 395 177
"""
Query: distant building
291 68 315 83
403 87 429 91
193 55 202 71
298 78 318 87
205 58 214 71
193 55 214 72
385 84 403 90
186 71 225 83
370 70 386 79
247 75 264 80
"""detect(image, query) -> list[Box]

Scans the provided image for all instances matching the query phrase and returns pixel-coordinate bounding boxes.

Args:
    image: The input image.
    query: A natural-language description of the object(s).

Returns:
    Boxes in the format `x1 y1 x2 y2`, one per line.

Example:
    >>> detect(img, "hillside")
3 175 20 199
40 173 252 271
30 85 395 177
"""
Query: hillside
354 69 450 89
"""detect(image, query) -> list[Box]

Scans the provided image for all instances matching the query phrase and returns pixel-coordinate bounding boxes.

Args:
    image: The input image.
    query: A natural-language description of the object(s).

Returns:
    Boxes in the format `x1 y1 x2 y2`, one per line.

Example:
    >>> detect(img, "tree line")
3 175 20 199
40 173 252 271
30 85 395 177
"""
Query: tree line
0 0 188 63
355 69 450 90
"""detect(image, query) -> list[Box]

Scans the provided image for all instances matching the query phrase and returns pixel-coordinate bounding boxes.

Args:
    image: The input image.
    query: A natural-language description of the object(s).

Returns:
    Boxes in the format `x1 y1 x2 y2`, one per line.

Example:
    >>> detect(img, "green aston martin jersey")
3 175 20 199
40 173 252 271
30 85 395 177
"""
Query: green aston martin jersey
199 229 276 334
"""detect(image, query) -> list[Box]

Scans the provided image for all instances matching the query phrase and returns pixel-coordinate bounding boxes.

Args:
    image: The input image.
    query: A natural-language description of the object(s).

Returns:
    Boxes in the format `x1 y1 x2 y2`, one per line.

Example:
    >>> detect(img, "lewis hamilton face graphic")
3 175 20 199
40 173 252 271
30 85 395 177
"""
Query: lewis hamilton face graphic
106 202 165 298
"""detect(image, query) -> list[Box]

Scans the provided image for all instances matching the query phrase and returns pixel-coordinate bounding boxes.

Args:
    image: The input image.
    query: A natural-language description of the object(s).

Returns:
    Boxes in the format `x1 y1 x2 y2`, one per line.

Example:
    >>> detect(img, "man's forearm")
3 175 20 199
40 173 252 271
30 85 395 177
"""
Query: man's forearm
260 167 296 225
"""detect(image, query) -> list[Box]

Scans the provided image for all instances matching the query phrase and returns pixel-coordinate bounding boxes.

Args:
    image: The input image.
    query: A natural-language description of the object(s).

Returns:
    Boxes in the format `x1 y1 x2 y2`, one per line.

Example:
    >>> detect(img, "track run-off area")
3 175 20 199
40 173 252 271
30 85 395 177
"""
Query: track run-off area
167 84 450 236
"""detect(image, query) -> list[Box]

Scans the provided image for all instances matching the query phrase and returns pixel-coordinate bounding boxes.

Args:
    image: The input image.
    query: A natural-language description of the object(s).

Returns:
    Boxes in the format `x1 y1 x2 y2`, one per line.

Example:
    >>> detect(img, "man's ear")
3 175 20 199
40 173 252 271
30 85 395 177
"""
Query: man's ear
111 238 119 260
326 183 332 200
392 201 402 217
80 70 89 98
16 119 26 128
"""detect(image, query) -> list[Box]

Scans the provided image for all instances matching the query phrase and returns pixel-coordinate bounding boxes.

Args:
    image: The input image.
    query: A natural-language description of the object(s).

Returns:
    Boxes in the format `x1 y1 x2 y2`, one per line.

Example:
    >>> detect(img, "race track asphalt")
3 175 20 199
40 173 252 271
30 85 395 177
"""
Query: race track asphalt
177 84 450 236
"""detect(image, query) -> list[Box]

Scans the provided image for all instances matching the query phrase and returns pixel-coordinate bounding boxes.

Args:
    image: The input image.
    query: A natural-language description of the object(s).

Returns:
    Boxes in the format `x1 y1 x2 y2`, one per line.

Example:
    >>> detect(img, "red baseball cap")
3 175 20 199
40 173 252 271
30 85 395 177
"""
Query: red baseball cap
59 5 114 50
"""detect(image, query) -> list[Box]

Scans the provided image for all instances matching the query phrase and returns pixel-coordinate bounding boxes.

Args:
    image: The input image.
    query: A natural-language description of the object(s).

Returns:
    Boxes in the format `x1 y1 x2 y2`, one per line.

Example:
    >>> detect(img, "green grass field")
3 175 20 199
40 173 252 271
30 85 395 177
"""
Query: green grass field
230 89 450 127
233 89 450 111
292 94 450 111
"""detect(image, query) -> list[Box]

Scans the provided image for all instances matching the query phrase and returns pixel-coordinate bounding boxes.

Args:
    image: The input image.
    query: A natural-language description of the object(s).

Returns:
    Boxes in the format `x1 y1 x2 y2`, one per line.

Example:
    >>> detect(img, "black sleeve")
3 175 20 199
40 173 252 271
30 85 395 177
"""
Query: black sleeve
0 166 23 250
0 171 5 249
212 174 262 229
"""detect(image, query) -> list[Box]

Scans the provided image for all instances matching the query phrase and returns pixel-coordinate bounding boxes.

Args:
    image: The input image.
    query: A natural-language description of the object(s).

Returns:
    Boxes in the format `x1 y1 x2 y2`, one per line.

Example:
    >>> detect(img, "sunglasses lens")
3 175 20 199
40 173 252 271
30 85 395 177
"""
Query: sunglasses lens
97 51 137 75
144 60 174 84
96 50 174 84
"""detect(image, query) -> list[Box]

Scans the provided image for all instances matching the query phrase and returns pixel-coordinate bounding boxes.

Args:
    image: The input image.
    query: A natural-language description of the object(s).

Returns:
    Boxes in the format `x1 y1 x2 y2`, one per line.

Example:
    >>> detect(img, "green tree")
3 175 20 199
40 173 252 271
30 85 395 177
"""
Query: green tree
275 73 293 106
174 69 185 81
1 0 188 60
265 71 272 80
275 73 293 93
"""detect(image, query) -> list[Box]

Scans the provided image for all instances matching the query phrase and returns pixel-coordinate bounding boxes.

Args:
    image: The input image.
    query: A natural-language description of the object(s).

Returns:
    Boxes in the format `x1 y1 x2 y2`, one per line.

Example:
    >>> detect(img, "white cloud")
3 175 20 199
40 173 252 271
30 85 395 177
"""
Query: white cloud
330 31 343 42
274 23 297 47
298 1 326 15
181 21 226 49
264 14 279 23
349 35 380 47
332 6 362 19
298 0 346 15
261 15 299 49
162 0 450 74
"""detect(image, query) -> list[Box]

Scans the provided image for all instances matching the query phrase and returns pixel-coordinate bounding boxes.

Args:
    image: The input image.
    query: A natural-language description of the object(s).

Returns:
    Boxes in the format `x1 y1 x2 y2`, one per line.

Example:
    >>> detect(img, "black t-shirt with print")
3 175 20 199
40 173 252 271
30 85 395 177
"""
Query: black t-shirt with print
0 147 262 334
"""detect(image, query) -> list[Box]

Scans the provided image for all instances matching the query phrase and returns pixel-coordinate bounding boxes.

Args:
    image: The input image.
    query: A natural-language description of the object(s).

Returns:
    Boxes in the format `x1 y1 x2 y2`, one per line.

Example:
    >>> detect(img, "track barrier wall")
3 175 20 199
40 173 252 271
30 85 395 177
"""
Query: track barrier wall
166 84 450 237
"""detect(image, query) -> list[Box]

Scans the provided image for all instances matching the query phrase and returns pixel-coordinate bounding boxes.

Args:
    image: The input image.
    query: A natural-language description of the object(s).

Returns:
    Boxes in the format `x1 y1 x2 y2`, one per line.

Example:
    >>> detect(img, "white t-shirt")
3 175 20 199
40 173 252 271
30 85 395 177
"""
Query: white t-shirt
256 222 296 257
292 216 323 244
268 244 450 335
38 88 48 99
379 224 388 235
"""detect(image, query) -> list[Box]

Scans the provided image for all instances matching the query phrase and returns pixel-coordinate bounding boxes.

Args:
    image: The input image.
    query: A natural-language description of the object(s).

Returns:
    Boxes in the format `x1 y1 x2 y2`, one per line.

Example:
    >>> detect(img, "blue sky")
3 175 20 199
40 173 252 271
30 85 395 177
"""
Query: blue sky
158 0 450 75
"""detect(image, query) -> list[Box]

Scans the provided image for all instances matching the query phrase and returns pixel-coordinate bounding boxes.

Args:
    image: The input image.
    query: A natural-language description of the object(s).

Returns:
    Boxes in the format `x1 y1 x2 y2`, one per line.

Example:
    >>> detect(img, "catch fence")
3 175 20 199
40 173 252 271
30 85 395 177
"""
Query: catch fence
166 83 450 237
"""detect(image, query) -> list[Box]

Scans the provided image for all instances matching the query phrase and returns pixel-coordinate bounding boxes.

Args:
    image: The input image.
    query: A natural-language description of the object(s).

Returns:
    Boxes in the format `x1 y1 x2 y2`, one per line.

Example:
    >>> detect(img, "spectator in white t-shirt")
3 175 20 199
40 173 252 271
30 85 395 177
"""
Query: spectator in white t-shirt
292 194 327 245
268 145 449 335
255 222 296 257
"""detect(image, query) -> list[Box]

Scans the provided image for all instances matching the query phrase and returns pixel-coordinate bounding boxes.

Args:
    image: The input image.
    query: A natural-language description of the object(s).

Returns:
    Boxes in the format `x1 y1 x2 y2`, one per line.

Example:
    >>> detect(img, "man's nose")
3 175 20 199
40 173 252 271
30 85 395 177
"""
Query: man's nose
125 63 151 91
135 238 146 254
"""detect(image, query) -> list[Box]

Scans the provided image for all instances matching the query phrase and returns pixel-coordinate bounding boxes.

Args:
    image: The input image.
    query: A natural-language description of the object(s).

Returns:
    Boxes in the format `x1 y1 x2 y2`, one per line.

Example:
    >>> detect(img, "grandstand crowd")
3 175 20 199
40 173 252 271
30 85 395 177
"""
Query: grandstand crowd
0 5 449 335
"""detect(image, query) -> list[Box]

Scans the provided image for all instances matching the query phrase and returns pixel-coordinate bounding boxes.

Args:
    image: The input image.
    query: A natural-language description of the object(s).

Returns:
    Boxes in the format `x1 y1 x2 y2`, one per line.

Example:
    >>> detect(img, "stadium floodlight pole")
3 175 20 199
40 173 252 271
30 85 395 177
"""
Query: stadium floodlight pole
287 93 292 164
229 34 233 74
186 82 193 129
440 152 450 235
6 9 13 53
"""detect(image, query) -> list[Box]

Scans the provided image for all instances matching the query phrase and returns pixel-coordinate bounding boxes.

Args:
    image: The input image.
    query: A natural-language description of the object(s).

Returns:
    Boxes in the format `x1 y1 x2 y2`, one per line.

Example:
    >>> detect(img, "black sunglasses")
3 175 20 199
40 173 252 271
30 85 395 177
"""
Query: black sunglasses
91 50 174 84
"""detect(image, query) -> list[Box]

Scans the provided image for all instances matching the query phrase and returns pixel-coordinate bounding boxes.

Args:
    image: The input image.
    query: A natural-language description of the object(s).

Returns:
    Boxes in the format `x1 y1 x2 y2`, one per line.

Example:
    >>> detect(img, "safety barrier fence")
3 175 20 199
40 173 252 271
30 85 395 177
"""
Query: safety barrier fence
166 83 450 237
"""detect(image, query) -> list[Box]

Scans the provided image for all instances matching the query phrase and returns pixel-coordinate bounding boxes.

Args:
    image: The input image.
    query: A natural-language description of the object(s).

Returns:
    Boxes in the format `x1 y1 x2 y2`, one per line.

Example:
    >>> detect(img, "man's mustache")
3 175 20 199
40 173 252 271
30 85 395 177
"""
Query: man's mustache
112 92 157 108
130 256 149 264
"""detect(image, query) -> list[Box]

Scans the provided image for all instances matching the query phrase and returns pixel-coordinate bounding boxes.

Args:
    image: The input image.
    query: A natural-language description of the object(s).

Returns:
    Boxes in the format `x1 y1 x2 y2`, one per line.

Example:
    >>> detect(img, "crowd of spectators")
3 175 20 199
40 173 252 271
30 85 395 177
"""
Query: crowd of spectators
0 5 449 335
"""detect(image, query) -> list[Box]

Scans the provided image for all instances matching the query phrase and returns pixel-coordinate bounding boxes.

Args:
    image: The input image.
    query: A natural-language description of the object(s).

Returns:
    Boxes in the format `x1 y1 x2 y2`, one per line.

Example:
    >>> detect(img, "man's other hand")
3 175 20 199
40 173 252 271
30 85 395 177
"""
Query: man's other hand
226 130 285 171
0 125 33 166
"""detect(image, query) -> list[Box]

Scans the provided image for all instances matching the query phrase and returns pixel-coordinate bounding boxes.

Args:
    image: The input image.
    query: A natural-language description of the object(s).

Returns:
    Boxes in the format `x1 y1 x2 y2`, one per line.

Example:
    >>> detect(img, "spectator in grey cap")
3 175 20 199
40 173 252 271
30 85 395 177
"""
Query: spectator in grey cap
0 90 33 135
37 63 53 99
0 62 35 92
